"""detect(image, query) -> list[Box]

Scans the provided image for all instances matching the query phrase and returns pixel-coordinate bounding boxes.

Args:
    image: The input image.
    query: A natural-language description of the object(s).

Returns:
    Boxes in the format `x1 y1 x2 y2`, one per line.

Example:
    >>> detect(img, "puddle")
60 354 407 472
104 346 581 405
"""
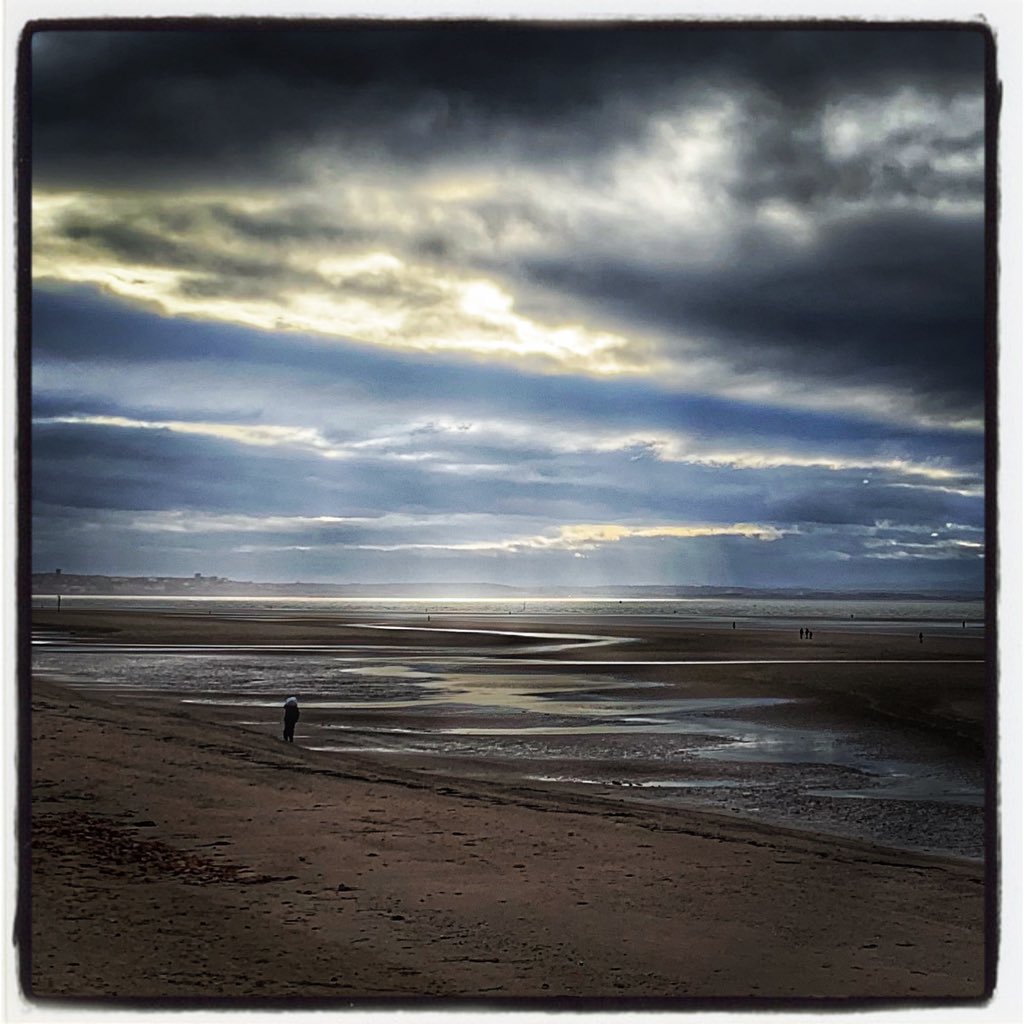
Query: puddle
529 776 761 790
307 745 429 755
336 665 439 680
322 725 423 734
439 723 729 736
417 676 796 722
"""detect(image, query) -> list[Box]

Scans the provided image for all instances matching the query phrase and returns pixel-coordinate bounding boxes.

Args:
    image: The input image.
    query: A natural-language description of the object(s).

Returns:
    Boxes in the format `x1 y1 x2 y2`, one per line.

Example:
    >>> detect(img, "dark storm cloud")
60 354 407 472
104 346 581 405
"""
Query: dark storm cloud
526 209 985 419
729 124 981 211
30 25 985 187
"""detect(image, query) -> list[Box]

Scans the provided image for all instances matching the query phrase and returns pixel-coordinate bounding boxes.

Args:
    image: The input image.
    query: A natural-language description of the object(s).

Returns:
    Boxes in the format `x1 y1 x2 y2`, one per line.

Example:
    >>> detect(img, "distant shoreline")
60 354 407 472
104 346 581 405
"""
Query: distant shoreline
28 572 983 602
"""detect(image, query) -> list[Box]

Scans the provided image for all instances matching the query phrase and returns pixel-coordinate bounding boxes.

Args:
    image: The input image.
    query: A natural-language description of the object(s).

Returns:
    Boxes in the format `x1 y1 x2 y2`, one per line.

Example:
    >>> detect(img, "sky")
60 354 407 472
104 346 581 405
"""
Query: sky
28 22 989 592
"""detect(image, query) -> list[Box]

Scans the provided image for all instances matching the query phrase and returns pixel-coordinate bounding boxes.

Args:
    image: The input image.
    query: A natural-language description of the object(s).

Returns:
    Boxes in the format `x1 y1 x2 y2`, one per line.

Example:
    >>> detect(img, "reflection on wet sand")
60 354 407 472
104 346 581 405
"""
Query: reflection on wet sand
32 606 986 859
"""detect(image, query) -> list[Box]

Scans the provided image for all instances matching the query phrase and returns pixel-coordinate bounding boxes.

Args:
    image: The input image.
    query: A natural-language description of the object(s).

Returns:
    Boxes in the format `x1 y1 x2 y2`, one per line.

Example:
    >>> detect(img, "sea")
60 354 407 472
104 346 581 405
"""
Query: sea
30 594 986 621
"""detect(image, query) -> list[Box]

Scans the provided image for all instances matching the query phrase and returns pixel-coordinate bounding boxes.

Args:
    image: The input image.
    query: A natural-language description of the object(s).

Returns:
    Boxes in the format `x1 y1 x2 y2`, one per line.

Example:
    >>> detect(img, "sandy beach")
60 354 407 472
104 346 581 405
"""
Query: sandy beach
26 608 990 1002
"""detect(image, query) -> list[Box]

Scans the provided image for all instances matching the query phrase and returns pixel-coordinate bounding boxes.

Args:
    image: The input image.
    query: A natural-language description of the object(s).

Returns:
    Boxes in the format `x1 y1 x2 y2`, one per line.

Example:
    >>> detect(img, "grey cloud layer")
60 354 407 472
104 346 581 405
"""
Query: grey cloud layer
31 25 987 426
28 24 989 589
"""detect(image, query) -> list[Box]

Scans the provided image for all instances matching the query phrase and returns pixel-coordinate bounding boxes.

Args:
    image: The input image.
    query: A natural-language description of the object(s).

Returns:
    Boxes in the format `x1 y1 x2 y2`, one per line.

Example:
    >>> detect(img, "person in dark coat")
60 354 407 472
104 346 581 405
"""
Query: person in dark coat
283 696 300 742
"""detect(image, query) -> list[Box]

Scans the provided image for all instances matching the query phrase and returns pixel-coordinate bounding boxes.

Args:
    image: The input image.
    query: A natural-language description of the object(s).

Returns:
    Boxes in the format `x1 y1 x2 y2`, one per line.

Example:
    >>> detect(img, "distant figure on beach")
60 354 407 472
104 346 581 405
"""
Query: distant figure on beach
800 627 804 640
283 696 300 743
919 632 923 643
732 621 736 629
